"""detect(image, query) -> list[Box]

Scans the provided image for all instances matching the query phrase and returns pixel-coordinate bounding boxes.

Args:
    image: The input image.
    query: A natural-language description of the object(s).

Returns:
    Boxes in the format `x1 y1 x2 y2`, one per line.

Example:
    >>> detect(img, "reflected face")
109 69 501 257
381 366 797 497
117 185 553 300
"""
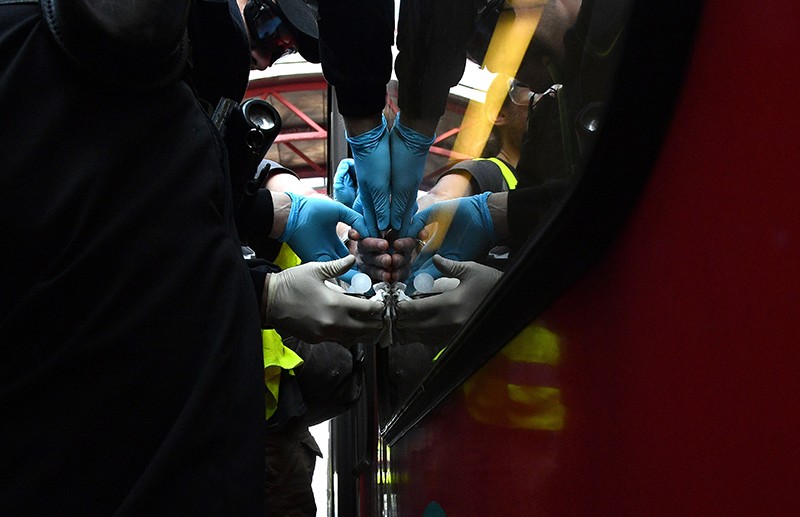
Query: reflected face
483 0 582 91
518 0 581 90
504 92 530 136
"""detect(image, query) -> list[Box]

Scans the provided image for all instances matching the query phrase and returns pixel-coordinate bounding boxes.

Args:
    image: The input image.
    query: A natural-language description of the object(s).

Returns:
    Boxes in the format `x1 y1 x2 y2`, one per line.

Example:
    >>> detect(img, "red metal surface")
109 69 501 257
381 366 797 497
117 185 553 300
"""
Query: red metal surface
381 0 800 514
268 90 327 141
244 77 472 181
245 80 328 176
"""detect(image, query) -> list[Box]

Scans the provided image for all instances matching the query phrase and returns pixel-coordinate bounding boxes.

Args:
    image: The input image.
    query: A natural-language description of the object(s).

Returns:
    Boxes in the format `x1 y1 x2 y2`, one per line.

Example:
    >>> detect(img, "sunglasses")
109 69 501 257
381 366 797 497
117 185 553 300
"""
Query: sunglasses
507 79 534 106
508 79 562 106
243 0 298 65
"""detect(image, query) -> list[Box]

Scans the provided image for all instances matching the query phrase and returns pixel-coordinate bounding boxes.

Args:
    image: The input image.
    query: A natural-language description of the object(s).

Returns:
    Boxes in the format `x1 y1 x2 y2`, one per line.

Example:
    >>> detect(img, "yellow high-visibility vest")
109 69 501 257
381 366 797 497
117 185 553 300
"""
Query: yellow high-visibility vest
473 157 518 190
262 243 303 420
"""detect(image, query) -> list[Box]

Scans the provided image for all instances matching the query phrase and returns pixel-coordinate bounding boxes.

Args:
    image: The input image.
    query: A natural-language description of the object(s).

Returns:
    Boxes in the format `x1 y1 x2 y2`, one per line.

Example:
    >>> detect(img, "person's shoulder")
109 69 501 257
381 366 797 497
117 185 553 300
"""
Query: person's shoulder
442 157 512 193
444 157 502 176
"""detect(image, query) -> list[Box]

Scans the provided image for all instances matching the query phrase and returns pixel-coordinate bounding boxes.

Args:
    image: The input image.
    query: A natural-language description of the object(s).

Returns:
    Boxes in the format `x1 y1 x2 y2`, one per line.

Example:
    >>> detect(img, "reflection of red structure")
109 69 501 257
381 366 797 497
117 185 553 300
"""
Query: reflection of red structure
243 76 474 189
375 0 800 515
245 78 329 179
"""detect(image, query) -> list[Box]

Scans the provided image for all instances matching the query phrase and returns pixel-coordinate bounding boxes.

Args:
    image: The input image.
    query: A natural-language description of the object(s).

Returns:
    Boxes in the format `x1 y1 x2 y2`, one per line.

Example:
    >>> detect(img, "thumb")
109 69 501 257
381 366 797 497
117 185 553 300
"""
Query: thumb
431 254 468 279
315 255 357 279
337 204 370 238
338 264 359 284
406 210 430 240
336 158 354 175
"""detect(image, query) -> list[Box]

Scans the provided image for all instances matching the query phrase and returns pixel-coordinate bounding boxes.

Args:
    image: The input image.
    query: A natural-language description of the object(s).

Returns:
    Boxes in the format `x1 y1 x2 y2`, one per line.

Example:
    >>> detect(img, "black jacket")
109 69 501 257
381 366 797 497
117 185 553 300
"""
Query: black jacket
0 2 265 514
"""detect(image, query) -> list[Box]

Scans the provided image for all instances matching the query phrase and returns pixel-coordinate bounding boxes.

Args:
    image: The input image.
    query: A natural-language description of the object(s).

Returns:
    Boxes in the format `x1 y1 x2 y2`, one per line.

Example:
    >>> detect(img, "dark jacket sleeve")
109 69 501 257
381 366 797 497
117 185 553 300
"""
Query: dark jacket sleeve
316 0 394 117
394 0 482 120
506 179 572 251
247 257 281 309
240 187 289 263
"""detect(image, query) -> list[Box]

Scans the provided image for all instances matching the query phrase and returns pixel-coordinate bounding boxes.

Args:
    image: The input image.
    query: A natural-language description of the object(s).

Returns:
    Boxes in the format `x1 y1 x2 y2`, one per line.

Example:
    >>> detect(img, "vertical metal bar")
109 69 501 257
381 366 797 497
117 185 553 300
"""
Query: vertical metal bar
327 86 349 198
328 85 358 517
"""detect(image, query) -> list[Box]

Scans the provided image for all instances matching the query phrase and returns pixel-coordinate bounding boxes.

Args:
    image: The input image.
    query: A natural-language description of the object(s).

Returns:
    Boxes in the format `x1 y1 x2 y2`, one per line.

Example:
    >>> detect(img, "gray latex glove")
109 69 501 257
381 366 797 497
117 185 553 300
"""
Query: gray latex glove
394 255 502 346
265 256 385 344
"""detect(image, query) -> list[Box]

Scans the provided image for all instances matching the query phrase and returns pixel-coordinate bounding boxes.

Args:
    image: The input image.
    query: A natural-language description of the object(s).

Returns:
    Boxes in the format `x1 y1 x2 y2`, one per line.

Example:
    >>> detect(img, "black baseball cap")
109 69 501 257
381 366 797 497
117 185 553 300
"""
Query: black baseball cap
273 0 320 63
244 0 320 64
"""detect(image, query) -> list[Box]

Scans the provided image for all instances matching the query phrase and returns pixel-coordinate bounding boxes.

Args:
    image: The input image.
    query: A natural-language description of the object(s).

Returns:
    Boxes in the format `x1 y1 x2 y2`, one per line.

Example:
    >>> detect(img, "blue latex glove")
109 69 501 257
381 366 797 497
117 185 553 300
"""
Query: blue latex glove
279 192 369 281
390 113 435 237
352 193 363 216
332 157 363 215
405 192 497 289
333 158 358 208
346 115 390 237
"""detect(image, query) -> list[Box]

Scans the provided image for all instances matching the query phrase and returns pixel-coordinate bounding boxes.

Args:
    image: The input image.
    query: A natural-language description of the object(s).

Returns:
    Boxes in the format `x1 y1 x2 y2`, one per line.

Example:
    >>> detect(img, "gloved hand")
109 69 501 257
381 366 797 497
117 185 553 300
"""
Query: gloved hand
394 255 503 345
333 158 358 209
390 113 435 237
346 115 390 237
265 256 386 344
332 157 363 215
279 192 369 276
405 192 497 289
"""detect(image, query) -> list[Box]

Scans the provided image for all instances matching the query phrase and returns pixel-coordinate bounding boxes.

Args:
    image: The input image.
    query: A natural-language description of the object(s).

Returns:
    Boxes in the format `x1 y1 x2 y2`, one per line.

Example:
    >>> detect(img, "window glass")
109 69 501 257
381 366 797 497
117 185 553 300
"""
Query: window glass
381 0 633 415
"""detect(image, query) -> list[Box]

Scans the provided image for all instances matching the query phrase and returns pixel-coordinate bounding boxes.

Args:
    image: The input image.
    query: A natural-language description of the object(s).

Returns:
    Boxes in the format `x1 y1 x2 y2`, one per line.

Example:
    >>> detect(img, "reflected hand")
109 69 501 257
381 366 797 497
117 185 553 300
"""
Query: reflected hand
405 192 497 287
395 255 502 345
389 114 435 236
386 231 419 283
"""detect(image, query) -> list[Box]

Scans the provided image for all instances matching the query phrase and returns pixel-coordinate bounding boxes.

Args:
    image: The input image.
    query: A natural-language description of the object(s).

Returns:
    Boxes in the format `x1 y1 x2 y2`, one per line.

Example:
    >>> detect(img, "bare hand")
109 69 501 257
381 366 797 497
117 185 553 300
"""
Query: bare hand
348 228 426 283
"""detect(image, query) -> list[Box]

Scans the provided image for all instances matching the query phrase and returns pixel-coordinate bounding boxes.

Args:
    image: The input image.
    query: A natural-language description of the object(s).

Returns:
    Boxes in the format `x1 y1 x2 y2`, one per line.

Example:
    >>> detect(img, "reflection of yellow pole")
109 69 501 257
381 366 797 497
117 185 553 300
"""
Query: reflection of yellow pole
452 2 544 159
424 3 543 246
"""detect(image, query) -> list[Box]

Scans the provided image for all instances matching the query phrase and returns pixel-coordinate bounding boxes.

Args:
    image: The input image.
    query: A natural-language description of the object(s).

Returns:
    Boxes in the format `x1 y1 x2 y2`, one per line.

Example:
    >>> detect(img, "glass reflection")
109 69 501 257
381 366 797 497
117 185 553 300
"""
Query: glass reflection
463 322 564 431
379 320 565 516
381 0 632 415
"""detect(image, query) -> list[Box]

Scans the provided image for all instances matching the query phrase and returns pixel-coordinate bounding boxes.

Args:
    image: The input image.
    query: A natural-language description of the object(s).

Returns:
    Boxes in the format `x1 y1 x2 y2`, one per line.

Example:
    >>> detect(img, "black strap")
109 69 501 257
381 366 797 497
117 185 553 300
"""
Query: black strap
0 0 38 4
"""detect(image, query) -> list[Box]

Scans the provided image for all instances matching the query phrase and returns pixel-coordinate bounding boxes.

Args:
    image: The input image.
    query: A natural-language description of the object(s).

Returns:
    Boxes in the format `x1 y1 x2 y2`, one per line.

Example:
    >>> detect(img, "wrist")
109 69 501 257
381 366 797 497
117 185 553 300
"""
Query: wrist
261 273 272 327
269 192 291 240
344 115 383 137
394 112 437 139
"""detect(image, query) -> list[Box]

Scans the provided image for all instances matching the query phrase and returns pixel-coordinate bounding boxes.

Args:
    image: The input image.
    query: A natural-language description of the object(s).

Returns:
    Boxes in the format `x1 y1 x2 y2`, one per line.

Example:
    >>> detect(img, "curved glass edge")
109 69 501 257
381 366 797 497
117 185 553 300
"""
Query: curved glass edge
381 0 706 446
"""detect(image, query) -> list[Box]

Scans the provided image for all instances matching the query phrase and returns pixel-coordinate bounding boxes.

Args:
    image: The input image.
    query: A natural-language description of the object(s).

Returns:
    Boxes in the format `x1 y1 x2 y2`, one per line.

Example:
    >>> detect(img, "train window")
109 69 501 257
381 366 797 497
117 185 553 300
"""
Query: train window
377 0 702 450
375 0 637 425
